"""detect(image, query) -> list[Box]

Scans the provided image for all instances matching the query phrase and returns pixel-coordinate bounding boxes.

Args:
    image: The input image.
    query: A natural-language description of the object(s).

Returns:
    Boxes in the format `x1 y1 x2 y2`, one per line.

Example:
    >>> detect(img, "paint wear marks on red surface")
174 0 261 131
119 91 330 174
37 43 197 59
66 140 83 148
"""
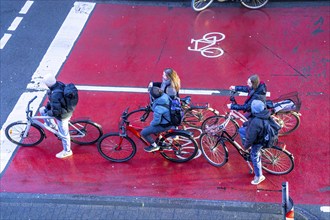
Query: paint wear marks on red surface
1 4 329 205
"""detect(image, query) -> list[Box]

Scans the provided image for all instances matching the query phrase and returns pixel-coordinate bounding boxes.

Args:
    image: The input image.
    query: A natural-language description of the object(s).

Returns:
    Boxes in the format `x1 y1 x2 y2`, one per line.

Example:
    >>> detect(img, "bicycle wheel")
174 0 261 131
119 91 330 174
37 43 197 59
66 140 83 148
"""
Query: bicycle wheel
240 0 268 9
192 0 214 12
261 146 294 175
274 111 300 136
183 107 218 128
97 133 136 162
201 47 224 58
5 122 44 147
199 133 228 167
127 108 152 129
159 131 198 163
201 115 239 139
70 120 103 145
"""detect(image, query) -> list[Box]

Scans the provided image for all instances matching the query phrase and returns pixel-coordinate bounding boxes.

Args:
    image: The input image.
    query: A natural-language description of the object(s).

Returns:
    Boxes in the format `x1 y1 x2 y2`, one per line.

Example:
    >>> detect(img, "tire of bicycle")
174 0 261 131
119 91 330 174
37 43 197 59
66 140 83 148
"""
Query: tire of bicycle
192 0 214 12
126 108 152 128
275 111 300 136
70 120 103 145
261 146 294 175
97 133 137 162
199 133 229 167
183 107 218 128
240 0 268 9
201 115 239 139
159 131 198 163
5 121 45 147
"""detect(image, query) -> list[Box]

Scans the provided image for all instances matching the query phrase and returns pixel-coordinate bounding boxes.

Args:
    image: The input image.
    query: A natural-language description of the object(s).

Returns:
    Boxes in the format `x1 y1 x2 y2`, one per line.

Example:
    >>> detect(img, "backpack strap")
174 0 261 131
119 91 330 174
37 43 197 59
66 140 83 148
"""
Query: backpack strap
159 104 171 126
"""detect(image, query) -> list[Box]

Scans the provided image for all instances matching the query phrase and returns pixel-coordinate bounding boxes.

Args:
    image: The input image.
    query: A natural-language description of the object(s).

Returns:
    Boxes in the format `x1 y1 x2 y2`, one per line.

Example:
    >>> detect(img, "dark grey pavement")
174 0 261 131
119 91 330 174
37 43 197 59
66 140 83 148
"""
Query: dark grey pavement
0 192 327 219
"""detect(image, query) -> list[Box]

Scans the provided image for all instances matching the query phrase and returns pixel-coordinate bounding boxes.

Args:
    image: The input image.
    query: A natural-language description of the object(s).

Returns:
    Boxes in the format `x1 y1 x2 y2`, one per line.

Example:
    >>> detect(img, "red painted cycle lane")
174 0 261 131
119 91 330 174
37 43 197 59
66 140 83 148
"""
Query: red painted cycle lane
1 4 329 206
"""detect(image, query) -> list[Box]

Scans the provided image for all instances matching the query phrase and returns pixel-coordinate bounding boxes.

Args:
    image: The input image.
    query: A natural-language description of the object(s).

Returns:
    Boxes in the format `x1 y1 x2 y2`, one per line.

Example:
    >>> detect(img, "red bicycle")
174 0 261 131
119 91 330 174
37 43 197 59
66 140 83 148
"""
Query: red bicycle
97 107 198 163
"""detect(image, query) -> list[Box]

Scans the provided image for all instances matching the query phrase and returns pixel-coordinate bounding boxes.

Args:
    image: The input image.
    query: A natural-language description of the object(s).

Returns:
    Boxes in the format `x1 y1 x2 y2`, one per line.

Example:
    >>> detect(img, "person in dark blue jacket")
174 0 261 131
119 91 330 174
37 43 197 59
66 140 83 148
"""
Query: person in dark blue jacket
244 99 271 185
141 86 173 152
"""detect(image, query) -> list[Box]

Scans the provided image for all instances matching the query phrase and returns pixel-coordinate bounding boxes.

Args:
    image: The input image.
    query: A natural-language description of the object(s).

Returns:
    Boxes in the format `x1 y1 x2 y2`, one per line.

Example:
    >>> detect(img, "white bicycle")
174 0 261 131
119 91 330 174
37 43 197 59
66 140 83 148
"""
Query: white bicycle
201 91 302 137
5 96 103 147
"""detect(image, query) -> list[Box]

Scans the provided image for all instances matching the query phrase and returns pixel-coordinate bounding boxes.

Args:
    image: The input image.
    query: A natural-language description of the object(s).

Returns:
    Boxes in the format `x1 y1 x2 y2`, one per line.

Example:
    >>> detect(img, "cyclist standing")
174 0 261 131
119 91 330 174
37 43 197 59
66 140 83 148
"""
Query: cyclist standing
141 86 173 152
244 99 270 185
40 74 75 159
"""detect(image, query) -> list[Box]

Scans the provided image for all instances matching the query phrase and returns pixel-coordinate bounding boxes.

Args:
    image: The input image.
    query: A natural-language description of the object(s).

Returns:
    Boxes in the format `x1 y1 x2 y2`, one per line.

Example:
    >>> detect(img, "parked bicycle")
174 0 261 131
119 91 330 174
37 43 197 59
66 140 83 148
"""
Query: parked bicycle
199 129 294 174
5 96 103 146
97 107 199 163
192 0 269 12
201 91 302 137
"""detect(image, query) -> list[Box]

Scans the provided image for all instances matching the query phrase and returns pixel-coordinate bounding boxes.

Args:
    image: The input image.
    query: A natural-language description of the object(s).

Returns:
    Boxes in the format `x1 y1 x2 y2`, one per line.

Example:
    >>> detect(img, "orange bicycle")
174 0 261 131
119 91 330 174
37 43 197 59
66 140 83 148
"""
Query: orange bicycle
97 107 198 163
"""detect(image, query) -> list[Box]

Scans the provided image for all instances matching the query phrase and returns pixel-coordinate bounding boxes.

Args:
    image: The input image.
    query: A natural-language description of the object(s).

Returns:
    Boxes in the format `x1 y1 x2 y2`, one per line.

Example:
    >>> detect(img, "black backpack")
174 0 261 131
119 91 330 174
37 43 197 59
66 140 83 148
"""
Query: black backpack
262 117 282 148
161 97 184 126
54 83 79 113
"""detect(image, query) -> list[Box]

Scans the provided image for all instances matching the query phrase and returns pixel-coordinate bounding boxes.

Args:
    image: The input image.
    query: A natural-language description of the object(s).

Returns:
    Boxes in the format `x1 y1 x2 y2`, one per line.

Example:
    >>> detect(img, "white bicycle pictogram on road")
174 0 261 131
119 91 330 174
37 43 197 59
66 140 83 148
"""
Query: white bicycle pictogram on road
188 32 225 58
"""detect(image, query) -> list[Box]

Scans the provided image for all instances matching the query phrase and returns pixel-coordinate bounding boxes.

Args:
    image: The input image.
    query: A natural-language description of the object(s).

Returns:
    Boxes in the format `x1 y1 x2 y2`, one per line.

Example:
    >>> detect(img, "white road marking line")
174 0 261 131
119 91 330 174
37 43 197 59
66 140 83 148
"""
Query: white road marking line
0 33 12 49
76 85 271 97
19 0 34 14
8 17 23 31
0 2 96 174
320 206 330 212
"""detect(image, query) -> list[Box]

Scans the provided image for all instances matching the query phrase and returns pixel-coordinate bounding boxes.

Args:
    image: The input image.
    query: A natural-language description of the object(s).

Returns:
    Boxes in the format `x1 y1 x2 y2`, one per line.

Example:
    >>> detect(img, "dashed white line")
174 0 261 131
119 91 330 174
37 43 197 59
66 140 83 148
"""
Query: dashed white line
8 17 23 31
1 1 34 49
0 34 12 50
19 0 34 14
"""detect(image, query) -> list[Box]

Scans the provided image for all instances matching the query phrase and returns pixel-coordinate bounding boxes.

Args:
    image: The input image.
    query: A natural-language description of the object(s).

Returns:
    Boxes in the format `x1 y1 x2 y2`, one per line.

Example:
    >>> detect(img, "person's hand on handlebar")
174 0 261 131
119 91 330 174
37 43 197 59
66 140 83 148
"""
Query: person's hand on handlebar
227 103 232 109
229 86 235 91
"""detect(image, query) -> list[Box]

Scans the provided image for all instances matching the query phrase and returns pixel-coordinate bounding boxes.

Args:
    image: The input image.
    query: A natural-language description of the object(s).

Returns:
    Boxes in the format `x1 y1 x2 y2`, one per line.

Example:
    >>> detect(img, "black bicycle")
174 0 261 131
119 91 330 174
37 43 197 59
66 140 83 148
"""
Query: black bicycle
199 129 294 175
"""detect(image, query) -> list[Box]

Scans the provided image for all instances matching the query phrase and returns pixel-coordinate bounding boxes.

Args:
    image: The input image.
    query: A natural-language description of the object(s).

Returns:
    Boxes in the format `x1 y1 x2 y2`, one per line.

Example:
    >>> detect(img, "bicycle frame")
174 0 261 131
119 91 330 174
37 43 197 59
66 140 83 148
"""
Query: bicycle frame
213 130 254 172
119 108 193 149
22 96 87 140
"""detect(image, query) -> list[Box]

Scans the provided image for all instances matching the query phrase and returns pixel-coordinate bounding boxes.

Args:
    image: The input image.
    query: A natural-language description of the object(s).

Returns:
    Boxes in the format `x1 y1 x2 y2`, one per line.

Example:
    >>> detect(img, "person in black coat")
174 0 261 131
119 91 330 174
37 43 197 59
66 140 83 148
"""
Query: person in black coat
39 74 74 159
244 99 271 185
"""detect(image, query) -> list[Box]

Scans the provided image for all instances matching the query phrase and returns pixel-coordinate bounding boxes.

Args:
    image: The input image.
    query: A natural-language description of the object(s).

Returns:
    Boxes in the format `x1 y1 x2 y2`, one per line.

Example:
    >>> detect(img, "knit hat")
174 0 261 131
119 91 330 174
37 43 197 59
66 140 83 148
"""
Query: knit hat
150 86 163 99
43 74 56 87
251 100 265 114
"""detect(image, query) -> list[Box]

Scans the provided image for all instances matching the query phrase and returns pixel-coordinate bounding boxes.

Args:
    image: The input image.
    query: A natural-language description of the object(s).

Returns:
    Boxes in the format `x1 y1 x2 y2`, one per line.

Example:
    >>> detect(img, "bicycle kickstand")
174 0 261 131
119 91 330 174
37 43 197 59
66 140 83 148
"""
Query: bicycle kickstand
246 161 254 174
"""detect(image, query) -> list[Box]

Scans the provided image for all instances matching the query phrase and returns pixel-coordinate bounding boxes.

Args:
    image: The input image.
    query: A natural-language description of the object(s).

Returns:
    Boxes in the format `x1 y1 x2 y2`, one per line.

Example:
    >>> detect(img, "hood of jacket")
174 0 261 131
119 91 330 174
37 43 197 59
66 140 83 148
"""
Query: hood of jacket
253 109 271 120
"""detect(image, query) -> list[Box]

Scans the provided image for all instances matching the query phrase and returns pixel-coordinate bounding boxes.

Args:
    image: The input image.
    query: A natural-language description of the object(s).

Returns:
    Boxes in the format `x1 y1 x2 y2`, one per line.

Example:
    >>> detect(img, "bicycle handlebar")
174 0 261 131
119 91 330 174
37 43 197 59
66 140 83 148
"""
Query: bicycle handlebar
26 96 38 118
229 90 238 104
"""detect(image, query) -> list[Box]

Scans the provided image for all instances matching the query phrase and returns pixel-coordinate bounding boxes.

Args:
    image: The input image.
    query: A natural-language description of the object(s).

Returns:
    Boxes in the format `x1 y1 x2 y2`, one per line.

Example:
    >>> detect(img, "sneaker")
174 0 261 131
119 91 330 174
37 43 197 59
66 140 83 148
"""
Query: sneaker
251 175 266 185
56 150 73 158
144 145 160 153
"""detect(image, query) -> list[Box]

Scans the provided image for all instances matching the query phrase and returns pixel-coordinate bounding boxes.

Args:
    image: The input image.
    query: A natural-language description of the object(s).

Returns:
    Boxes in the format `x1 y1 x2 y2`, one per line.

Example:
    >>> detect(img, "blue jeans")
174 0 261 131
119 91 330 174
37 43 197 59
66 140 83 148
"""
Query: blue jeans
141 124 173 145
250 144 263 177
40 107 71 152
238 126 246 146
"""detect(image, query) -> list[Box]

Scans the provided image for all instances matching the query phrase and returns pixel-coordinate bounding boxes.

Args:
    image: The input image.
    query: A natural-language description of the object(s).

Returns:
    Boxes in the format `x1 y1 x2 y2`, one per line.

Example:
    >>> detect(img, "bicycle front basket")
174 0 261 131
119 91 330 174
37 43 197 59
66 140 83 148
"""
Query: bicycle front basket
272 92 301 112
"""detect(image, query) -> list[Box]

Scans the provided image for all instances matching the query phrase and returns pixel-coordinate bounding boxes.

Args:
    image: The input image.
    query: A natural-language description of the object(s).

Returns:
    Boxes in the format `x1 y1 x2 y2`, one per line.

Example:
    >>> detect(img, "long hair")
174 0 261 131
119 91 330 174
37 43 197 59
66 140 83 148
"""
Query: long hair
164 68 181 92
249 74 260 90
